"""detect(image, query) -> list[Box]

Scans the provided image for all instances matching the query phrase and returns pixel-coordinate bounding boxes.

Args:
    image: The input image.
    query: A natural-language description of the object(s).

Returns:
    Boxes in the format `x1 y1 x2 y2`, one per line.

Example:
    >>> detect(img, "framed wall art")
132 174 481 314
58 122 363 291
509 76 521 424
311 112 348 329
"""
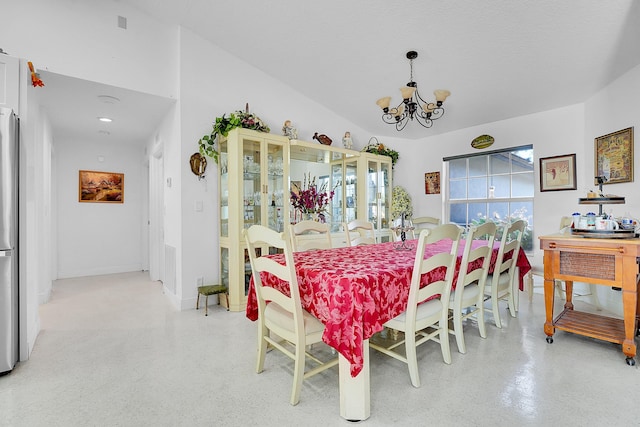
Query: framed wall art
424 172 441 194
594 127 634 184
78 170 124 203
539 154 577 192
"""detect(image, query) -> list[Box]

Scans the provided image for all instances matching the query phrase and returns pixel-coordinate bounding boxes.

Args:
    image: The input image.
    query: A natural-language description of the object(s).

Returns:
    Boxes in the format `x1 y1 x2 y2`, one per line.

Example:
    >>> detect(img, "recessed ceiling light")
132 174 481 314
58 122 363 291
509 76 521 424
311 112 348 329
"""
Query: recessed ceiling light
98 117 113 123
97 95 120 104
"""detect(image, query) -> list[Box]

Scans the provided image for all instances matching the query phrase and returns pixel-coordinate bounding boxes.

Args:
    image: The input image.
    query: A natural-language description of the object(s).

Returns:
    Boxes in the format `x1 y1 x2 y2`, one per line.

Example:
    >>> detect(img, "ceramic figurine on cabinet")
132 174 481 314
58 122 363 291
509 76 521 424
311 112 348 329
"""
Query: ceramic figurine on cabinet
342 131 353 149
313 132 332 145
282 120 298 140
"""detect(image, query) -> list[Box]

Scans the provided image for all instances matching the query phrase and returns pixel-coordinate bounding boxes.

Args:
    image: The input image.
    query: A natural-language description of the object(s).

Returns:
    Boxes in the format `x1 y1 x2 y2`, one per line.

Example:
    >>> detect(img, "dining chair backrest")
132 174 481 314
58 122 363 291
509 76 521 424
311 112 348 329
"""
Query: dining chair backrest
409 216 441 239
483 220 526 328
406 224 462 323
493 220 526 282
289 220 332 252
559 216 572 231
457 221 497 292
449 221 497 354
244 225 303 328
346 219 376 246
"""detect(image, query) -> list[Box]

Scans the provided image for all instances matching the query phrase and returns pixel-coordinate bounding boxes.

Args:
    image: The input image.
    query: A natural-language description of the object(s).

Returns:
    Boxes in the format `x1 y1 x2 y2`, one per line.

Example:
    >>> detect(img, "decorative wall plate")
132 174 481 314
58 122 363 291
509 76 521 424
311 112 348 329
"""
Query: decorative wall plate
471 134 494 149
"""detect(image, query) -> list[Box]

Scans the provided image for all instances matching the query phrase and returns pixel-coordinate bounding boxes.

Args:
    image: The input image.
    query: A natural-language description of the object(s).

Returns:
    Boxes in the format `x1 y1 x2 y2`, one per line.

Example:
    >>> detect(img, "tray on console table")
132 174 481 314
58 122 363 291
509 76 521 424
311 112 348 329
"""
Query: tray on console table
570 228 637 239
539 234 640 365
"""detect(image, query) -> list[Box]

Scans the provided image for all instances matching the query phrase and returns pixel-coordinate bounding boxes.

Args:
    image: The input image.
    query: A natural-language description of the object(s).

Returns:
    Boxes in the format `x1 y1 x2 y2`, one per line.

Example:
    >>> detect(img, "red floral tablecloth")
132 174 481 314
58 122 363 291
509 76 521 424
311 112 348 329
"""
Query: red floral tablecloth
246 239 530 377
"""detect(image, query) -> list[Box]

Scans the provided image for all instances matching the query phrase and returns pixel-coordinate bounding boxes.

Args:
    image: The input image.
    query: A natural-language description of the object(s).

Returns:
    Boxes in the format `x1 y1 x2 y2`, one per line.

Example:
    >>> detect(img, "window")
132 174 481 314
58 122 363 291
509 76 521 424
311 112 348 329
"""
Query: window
444 145 534 250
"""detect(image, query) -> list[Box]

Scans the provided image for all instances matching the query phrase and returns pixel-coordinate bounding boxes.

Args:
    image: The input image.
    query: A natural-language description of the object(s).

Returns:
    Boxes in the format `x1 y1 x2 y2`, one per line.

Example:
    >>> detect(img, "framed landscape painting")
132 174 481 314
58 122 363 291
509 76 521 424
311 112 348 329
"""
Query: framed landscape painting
594 127 634 184
78 170 124 203
539 154 577 192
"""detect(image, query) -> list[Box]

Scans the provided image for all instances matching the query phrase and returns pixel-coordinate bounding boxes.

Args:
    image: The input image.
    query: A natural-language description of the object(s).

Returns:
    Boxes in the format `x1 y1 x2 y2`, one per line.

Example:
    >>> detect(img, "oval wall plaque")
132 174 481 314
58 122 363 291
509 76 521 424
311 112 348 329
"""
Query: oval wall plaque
471 134 494 149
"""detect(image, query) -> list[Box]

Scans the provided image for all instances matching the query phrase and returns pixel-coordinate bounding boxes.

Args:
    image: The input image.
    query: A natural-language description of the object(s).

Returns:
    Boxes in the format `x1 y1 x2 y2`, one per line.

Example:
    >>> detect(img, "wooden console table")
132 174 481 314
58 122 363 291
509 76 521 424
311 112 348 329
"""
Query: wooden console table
539 234 640 365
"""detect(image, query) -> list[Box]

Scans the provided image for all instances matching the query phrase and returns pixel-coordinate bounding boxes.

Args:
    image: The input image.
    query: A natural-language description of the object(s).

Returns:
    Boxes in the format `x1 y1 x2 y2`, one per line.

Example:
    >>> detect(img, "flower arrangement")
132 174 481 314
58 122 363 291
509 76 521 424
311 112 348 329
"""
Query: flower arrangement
198 104 270 163
290 173 336 222
391 185 413 220
362 137 399 167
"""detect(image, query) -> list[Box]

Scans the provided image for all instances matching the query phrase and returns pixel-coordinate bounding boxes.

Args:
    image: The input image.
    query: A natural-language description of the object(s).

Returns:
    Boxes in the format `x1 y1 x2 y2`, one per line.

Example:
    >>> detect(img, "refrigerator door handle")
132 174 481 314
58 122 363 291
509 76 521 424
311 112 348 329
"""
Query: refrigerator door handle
0 250 11 257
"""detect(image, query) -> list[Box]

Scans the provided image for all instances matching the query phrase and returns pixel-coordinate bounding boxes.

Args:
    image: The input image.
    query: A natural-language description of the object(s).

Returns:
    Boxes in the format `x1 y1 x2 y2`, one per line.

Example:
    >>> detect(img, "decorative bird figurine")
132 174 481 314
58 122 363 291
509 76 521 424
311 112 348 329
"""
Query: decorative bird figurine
313 132 332 146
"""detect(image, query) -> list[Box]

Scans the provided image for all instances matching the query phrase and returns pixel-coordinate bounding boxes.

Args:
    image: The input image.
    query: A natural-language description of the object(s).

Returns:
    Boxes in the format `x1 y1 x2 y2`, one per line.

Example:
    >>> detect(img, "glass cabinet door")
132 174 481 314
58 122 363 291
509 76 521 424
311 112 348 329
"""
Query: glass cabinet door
330 161 343 231
264 141 285 232
219 139 229 237
367 160 379 227
345 159 358 224
242 137 262 229
379 161 391 230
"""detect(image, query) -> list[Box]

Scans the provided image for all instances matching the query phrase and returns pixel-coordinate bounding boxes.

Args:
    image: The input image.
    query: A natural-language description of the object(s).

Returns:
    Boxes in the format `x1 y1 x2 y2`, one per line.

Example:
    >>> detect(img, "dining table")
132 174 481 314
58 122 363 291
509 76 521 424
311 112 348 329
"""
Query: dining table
245 238 531 421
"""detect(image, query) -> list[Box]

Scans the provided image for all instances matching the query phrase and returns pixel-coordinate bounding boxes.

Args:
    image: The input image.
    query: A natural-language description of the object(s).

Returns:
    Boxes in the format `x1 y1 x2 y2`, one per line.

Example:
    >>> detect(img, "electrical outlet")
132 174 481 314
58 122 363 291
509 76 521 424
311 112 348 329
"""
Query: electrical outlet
197 277 204 286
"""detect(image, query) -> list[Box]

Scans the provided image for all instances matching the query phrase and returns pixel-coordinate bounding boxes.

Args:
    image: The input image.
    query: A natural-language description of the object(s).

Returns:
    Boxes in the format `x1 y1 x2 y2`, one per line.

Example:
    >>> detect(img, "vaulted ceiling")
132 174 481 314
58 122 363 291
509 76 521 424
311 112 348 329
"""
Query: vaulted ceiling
39 1 640 145
119 0 640 140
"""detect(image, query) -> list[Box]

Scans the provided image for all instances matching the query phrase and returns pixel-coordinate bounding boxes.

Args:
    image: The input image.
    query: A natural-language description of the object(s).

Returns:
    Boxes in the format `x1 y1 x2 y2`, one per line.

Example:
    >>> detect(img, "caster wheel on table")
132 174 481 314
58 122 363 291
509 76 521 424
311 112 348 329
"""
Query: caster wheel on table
546 336 553 344
625 357 635 366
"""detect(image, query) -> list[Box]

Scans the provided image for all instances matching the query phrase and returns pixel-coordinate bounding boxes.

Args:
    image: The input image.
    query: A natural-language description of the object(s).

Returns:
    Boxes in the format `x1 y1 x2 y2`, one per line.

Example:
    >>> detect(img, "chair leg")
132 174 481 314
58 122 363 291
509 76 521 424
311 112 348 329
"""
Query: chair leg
453 307 466 354
476 299 487 339
527 272 534 302
256 324 268 374
196 292 200 310
509 279 518 317
405 330 420 388
439 320 452 365
290 339 305 405
492 292 502 329
204 295 209 316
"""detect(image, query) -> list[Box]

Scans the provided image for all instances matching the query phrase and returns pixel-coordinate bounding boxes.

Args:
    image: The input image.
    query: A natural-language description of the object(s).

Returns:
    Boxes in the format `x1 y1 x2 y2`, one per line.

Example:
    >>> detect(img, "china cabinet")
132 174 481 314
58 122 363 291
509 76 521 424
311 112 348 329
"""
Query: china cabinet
218 128 393 311
218 128 289 311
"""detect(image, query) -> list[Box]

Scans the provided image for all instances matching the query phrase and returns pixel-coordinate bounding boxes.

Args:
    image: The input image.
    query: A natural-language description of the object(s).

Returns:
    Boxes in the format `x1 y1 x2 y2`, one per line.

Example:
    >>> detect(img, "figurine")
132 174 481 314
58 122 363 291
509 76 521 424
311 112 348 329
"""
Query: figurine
342 131 353 149
282 120 298 140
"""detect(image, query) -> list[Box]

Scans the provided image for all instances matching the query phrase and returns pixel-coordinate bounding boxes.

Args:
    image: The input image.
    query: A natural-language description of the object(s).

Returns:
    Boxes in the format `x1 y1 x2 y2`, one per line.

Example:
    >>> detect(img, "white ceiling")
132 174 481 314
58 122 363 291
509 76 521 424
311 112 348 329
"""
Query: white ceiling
37 71 175 146
39 0 640 144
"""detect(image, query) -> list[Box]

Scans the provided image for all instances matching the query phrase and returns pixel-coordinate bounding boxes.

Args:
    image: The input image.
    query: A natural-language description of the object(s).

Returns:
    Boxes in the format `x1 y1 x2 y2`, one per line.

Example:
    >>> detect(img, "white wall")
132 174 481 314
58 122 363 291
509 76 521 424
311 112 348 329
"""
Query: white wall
174 28 369 309
55 138 146 278
582 63 640 314
1 0 179 99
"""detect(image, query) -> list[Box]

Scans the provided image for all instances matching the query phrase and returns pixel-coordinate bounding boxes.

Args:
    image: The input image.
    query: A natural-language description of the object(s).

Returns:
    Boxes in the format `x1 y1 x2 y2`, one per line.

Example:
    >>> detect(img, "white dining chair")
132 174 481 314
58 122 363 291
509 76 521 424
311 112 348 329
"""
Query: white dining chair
289 220 332 252
409 216 441 239
483 220 526 328
243 225 338 406
449 221 497 354
370 224 462 387
345 219 376 246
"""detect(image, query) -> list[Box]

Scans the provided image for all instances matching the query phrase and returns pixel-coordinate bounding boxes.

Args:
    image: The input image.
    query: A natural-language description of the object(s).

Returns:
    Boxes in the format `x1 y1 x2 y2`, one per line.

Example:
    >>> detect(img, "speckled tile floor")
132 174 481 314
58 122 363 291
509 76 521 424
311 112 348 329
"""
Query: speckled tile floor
1 271 639 426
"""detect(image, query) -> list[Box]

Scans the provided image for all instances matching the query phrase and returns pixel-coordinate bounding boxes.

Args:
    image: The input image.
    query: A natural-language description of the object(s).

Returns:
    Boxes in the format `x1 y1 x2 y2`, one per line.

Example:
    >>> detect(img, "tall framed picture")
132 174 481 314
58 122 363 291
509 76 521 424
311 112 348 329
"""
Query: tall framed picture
78 170 124 203
424 172 440 194
594 127 634 184
539 154 577 192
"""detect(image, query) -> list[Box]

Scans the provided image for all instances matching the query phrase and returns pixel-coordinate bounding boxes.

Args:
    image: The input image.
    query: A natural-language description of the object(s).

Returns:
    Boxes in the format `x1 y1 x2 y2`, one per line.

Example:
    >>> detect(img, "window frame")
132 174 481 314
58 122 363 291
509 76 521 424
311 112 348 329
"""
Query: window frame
443 144 534 251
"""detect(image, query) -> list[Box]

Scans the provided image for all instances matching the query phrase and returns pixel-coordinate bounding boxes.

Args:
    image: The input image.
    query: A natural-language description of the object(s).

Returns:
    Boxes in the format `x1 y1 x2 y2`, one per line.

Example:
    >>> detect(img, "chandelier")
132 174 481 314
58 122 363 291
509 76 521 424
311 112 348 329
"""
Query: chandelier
376 51 450 131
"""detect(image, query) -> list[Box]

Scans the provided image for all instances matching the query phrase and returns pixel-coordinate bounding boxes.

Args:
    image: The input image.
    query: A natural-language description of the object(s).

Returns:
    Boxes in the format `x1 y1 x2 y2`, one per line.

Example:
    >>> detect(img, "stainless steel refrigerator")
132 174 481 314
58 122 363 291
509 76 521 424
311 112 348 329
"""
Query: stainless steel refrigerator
0 107 19 375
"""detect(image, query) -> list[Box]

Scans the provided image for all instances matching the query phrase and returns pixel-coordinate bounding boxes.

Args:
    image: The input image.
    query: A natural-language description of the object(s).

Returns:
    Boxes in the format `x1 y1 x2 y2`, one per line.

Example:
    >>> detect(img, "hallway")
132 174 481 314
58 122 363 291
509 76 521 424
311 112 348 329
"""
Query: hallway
1 271 638 426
